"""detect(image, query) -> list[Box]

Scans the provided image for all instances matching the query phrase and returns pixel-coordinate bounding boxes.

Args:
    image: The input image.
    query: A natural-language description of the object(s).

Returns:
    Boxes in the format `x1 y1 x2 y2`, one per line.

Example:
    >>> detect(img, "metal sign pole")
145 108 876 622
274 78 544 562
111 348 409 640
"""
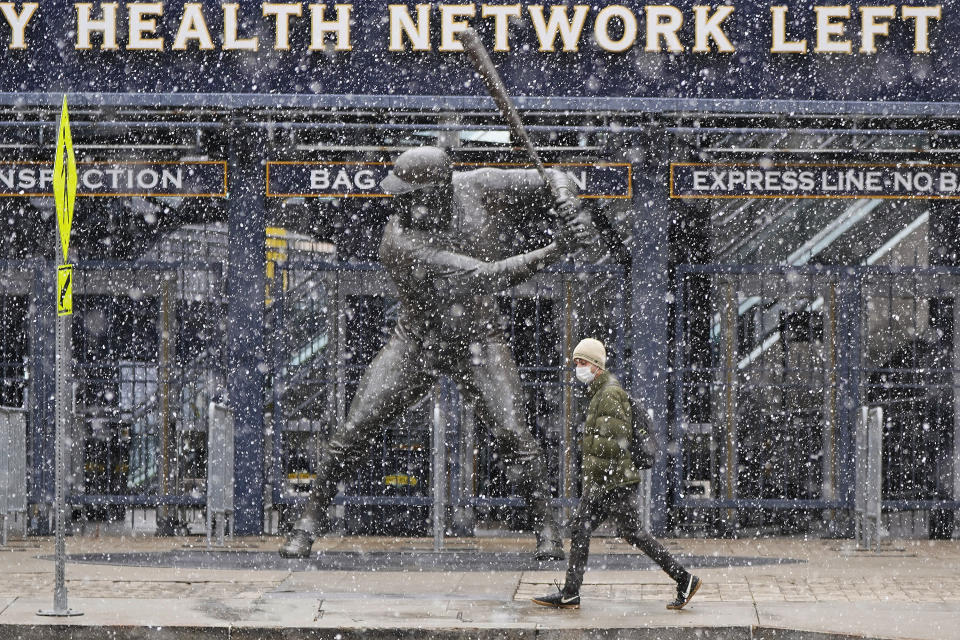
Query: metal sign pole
38 96 81 618
38 247 82 617
55 314 67 610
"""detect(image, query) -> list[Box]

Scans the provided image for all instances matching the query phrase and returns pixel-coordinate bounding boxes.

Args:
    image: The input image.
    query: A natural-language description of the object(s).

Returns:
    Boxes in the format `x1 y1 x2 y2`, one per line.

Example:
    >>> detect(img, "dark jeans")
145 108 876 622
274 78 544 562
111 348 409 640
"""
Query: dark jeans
563 484 689 595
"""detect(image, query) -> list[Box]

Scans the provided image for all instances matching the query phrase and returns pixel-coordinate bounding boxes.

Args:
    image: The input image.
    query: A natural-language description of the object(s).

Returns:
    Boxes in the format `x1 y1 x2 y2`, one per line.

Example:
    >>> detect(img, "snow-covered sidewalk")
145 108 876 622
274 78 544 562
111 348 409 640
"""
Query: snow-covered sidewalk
0 535 957 639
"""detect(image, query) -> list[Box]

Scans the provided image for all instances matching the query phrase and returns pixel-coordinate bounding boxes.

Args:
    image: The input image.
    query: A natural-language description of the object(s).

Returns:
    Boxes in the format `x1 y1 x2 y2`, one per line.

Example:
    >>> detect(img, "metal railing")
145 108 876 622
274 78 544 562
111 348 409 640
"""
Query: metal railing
37 262 223 524
672 264 960 535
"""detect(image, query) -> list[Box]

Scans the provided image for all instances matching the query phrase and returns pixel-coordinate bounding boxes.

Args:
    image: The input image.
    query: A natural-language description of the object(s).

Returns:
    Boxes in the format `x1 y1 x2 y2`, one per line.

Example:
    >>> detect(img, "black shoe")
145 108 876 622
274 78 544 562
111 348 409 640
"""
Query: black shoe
532 588 580 609
667 574 701 610
278 529 315 558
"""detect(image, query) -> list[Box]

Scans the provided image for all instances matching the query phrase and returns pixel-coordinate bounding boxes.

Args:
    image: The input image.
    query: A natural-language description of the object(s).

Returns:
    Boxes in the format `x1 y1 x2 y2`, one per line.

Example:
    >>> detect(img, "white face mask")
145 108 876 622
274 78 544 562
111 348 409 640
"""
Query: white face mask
575 365 596 384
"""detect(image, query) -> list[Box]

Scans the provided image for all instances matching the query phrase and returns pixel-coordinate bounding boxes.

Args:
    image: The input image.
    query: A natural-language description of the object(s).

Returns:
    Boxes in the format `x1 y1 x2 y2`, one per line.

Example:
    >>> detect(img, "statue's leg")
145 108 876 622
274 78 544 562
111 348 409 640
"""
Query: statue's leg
279 332 436 557
454 339 565 561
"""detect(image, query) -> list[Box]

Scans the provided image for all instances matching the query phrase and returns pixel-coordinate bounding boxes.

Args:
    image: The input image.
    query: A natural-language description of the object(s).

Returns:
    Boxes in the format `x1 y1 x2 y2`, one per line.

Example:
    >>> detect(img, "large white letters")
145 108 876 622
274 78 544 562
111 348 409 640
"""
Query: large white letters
389 4 431 51
439 4 475 52
223 3 259 50
173 4 214 50
859 5 895 54
645 5 684 52
481 4 520 52
902 5 941 53
594 5 637 53
693 5 734 53
263 3 302 50
310 4 351 50
128 3 164 50
0 2 37 49
771 6 806 53
528 5 588 52
814 6 851 54
75 2 119 50
27 3 940 56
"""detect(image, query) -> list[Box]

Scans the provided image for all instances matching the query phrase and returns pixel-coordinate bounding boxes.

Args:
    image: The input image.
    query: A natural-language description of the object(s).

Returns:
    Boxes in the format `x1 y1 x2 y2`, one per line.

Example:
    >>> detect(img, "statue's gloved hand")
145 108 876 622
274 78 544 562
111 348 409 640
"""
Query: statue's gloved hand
547 171 581 223
554 194 581 222
554 214 592 252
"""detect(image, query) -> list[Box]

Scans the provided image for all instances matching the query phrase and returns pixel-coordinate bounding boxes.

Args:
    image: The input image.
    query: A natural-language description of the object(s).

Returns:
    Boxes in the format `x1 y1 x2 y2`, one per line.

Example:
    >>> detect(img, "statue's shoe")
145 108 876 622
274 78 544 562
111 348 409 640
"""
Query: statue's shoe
535 532 565 561
278 529 315 558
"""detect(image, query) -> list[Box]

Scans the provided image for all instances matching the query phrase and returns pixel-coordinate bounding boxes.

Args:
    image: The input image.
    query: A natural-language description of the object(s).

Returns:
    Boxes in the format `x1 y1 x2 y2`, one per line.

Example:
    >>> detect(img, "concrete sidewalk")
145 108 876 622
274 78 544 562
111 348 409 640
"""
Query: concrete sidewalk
0 534 957 639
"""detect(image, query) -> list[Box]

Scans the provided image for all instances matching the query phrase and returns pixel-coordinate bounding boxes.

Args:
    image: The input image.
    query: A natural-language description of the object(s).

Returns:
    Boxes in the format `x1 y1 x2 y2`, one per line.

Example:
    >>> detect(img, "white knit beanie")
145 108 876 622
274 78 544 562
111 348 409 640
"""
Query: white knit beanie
572 338 606 370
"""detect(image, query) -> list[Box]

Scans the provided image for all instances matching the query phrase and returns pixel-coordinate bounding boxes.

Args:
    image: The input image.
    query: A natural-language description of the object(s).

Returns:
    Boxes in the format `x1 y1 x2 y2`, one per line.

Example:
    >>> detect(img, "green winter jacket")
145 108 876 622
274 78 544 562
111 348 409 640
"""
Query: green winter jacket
581 371 641 491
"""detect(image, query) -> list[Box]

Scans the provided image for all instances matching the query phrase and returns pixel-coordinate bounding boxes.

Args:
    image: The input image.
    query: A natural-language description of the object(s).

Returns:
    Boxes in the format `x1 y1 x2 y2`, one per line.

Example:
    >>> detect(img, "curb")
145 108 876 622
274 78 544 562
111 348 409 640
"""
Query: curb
0 625 896 640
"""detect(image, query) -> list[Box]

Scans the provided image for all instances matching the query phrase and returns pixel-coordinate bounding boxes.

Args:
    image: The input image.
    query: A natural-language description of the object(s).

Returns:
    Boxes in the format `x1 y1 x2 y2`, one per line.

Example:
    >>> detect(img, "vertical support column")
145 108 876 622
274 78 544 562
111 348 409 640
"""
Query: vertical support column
628 133 674 535
335 273 347 431
718 279 739 523
929 200 960 538
156 274 178 535
0 411 7 546
29 264 56 534
821 281 837 503
670 268 688 519
227 124 267 535
332 274 347 526
834 275 862 517
953 297 960 537
821 279 842 537
270 282 286 508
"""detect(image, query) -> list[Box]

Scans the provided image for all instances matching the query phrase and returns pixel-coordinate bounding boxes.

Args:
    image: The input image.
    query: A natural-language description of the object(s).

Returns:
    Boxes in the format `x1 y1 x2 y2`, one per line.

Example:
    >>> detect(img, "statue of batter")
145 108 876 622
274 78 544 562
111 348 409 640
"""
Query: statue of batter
280 146 589 560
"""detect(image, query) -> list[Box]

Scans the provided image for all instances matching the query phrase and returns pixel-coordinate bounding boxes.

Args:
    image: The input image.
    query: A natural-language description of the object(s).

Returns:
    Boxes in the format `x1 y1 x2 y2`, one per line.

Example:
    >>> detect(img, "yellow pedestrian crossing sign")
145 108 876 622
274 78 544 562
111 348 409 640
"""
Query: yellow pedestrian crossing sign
53 96 77 263
57 265 73 316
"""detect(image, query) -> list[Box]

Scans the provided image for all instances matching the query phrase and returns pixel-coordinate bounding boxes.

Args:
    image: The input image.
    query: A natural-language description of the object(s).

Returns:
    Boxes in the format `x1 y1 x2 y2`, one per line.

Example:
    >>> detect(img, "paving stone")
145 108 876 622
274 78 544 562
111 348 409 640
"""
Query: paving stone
755 601 960 640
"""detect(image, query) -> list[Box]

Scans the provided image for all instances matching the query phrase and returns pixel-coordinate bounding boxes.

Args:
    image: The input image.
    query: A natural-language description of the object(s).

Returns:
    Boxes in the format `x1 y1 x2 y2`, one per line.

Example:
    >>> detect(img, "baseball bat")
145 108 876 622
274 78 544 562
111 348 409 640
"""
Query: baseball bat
459 27 562 202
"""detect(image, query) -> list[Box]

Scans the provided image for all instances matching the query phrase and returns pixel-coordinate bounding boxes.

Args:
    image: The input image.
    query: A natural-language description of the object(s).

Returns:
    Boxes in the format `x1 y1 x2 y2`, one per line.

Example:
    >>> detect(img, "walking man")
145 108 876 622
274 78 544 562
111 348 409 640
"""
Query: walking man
280 146 590 561
533 338 702 610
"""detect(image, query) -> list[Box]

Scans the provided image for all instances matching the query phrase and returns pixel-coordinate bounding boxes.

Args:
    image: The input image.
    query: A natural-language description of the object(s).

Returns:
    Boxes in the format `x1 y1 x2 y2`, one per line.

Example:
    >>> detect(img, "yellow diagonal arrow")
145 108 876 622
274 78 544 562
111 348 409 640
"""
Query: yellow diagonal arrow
53 96 77 263
57 264 73 316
